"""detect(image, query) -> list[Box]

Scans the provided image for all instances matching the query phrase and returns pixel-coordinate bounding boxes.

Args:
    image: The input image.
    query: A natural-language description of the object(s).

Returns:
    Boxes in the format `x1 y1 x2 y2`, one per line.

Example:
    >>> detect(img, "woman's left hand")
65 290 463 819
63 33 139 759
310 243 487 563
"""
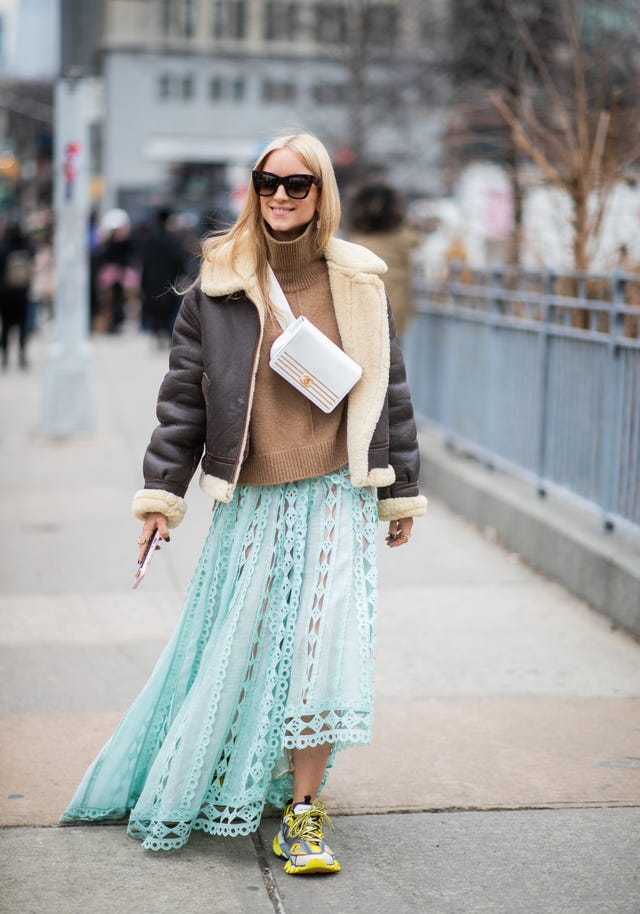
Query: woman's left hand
385 516 414 548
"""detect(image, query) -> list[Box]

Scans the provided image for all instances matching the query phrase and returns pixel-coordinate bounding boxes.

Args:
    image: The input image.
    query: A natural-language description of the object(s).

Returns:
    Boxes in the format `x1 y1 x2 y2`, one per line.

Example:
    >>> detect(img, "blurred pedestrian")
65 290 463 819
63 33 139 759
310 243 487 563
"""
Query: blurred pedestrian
349 182 420 337
93 209 139 333
140 207 190 346
0 222 34 369
62 133 427 871
617 244 640 338
28 226 55 334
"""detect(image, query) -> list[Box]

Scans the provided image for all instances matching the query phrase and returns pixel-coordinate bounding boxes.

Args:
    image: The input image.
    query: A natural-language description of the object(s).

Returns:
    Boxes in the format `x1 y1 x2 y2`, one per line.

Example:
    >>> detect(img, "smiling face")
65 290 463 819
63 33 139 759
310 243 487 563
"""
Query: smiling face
258 147 320 241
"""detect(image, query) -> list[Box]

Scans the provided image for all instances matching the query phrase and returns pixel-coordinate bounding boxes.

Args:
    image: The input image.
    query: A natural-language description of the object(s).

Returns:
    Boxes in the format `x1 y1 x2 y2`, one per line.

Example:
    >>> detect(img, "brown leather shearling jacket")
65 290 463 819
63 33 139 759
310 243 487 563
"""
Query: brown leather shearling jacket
133 236 427 527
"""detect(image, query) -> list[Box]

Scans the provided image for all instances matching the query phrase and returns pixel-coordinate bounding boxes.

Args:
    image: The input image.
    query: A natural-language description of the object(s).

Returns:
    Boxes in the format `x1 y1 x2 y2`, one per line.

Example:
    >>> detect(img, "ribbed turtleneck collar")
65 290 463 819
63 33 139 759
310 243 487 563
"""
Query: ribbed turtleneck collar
263 219 326 293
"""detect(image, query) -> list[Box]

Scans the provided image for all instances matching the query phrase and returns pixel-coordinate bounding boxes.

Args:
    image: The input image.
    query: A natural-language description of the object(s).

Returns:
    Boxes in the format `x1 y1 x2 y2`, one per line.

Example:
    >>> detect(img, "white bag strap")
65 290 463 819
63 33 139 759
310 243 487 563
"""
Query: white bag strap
268 265 296 330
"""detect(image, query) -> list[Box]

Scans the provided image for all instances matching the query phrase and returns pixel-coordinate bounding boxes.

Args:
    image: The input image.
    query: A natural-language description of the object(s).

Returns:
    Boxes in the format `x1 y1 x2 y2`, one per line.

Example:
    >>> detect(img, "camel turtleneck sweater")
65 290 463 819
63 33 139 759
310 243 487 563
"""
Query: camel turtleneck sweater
238 222 348 485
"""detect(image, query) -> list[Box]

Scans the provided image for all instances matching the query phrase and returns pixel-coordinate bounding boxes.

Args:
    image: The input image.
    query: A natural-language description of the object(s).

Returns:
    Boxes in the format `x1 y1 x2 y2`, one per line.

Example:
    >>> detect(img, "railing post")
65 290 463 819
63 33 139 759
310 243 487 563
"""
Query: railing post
449 259 461 308
441 260 463 449
485 264 504 463
599 270 626 532
490 264 504 315
536 269 555 497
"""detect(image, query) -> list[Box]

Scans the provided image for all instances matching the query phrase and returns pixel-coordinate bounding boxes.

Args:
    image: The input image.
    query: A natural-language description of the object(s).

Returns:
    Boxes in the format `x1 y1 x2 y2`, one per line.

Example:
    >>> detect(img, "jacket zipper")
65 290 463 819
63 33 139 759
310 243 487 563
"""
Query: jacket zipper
230 297 264 487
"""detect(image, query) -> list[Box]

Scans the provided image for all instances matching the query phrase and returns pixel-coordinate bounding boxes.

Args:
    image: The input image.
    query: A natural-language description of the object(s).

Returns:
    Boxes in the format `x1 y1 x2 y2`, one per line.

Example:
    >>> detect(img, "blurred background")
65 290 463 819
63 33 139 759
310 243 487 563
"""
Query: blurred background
0 0 639 535
3 0 640 269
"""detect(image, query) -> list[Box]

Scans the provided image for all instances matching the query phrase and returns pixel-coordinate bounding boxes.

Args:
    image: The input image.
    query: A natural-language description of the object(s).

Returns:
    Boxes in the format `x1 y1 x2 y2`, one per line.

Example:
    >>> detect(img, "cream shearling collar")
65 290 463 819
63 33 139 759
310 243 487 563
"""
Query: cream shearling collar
200 233 387 304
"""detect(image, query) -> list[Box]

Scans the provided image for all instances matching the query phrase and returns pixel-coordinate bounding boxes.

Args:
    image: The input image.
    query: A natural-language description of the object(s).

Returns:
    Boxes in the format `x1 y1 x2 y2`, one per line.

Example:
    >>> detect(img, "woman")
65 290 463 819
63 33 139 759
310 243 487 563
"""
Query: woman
62 133 427 873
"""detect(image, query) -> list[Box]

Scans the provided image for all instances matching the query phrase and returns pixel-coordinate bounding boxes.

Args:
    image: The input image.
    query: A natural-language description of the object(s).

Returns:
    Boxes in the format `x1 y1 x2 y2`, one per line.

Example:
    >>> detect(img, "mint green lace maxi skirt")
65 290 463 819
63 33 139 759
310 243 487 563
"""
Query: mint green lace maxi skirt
61 468 378 851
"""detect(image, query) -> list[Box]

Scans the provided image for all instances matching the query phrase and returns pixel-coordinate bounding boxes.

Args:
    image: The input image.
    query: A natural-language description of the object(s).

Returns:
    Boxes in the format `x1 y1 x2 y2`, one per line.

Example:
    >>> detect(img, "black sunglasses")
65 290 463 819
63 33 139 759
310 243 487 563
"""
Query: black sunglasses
252 170 322 200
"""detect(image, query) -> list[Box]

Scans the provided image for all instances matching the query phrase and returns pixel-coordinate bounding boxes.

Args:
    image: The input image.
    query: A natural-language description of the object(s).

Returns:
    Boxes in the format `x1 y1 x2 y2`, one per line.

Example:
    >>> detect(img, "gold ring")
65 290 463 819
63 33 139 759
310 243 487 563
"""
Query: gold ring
137 536 149 545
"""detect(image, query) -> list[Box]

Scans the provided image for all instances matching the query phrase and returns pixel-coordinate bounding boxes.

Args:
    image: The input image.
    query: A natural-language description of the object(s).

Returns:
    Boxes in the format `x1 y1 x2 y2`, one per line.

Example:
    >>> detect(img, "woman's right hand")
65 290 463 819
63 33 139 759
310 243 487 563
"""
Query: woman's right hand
138 512 170 563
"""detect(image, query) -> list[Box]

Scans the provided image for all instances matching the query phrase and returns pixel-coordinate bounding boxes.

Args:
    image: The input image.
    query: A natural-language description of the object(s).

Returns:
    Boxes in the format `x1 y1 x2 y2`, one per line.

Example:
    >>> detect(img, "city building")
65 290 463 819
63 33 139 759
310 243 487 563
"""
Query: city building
99 0 449 220
0 0 58 80
0 0 56 223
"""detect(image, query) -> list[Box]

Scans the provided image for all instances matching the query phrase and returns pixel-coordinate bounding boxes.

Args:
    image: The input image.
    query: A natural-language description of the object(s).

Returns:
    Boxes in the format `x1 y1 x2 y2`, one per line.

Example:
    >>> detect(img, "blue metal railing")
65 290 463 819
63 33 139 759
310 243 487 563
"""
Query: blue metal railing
404 263 640 533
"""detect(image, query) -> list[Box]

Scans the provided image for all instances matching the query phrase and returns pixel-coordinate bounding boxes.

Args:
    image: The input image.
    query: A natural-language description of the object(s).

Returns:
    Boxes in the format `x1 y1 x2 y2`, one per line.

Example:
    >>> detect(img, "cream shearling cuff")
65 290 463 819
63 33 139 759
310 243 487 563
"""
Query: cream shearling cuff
199 471 234 504
377 495 428 522
363 465 396 488
132 489 188 528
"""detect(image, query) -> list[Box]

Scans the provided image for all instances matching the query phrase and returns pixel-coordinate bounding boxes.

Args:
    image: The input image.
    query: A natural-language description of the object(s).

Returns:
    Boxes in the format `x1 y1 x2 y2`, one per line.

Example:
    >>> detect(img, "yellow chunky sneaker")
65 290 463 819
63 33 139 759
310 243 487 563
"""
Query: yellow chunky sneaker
273 796 341 874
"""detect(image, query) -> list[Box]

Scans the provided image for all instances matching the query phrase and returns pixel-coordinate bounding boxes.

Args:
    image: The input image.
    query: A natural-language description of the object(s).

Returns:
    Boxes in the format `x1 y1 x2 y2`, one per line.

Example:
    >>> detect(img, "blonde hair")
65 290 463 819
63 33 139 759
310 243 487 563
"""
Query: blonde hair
200 132 341 312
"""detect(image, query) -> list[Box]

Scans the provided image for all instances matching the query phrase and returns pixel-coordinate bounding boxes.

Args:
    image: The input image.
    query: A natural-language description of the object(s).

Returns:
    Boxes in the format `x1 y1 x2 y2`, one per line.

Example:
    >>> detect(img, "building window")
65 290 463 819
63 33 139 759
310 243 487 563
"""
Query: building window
314 3 346 44
182 74 194 99
264 2 300 41
213 1 246 39
262 79 297 103
184 0 195 37
368 83 399 108
159 73 172 99
158 72 195 101
161 0 171 35
364 3 398 46
161 0 196 38
312 83 345 106
208 75 247 103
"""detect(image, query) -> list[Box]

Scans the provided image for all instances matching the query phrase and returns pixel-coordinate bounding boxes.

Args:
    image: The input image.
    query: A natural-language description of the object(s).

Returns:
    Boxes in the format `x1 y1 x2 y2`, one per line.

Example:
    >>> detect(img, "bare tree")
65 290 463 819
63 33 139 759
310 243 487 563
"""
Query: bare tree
448 0 558 265
316 1 449 186
490 0 640 274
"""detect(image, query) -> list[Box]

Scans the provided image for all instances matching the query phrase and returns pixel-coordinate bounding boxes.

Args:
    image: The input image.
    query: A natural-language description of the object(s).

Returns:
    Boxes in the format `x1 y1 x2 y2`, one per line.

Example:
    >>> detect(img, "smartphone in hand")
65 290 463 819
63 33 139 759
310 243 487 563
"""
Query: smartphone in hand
133 529 163 589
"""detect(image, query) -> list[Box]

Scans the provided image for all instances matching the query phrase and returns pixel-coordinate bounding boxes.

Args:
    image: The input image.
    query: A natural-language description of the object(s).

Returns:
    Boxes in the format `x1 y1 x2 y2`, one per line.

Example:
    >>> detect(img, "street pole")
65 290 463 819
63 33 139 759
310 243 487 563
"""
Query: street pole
41 77 97 434
41 0 102 435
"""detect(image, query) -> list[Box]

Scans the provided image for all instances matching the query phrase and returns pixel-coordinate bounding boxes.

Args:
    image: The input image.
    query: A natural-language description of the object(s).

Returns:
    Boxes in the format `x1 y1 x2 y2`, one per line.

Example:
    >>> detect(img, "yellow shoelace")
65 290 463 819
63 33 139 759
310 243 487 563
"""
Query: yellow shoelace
287 801 333 843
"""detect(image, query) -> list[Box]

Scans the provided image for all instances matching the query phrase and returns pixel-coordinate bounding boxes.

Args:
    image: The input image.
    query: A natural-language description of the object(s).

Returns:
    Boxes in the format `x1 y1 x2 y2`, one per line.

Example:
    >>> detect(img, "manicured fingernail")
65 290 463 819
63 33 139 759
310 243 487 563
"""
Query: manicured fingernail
163 535 170 542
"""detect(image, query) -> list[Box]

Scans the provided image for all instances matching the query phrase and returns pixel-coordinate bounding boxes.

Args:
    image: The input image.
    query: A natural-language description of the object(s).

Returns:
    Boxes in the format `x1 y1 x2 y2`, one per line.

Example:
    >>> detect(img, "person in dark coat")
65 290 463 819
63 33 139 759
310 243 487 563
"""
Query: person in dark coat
349 183 420 338
93 209 140 334
0 223 33 369
140 208 190 345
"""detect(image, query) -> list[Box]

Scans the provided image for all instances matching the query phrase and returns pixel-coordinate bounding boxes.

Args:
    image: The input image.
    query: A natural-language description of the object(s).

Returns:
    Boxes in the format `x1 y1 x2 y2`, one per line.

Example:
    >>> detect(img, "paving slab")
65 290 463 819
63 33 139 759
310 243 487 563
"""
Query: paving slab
323 698 640 813
259 808 640 914
417 425 640 636
0 826 273 914
2 809 638 914
0 713 122 827
376 580 640 700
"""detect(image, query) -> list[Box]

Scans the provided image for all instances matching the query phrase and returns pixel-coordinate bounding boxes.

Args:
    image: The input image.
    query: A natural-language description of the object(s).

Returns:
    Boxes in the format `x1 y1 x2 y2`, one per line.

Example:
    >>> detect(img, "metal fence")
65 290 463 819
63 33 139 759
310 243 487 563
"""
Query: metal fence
404 263 640 533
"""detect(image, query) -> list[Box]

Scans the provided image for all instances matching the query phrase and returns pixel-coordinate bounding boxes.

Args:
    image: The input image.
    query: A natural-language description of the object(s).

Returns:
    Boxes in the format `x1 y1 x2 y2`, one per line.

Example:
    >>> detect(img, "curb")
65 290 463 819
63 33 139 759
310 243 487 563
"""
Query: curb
418 428 640 639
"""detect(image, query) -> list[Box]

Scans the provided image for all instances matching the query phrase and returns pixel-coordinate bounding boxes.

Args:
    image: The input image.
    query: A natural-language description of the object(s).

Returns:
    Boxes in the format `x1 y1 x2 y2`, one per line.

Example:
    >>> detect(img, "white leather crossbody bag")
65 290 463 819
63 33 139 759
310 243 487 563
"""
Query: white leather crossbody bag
268 266 362 414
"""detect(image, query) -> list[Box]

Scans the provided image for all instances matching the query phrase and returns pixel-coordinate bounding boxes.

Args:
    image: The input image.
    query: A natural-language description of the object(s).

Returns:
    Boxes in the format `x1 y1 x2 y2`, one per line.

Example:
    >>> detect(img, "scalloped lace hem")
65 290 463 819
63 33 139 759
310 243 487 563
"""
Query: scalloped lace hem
62 726 372 849
60 807 129 823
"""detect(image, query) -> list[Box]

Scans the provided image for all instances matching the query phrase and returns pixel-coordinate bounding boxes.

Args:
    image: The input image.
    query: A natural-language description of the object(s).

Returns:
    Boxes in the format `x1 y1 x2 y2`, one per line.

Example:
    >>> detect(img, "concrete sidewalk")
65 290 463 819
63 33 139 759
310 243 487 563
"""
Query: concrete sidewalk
1 328 639 913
